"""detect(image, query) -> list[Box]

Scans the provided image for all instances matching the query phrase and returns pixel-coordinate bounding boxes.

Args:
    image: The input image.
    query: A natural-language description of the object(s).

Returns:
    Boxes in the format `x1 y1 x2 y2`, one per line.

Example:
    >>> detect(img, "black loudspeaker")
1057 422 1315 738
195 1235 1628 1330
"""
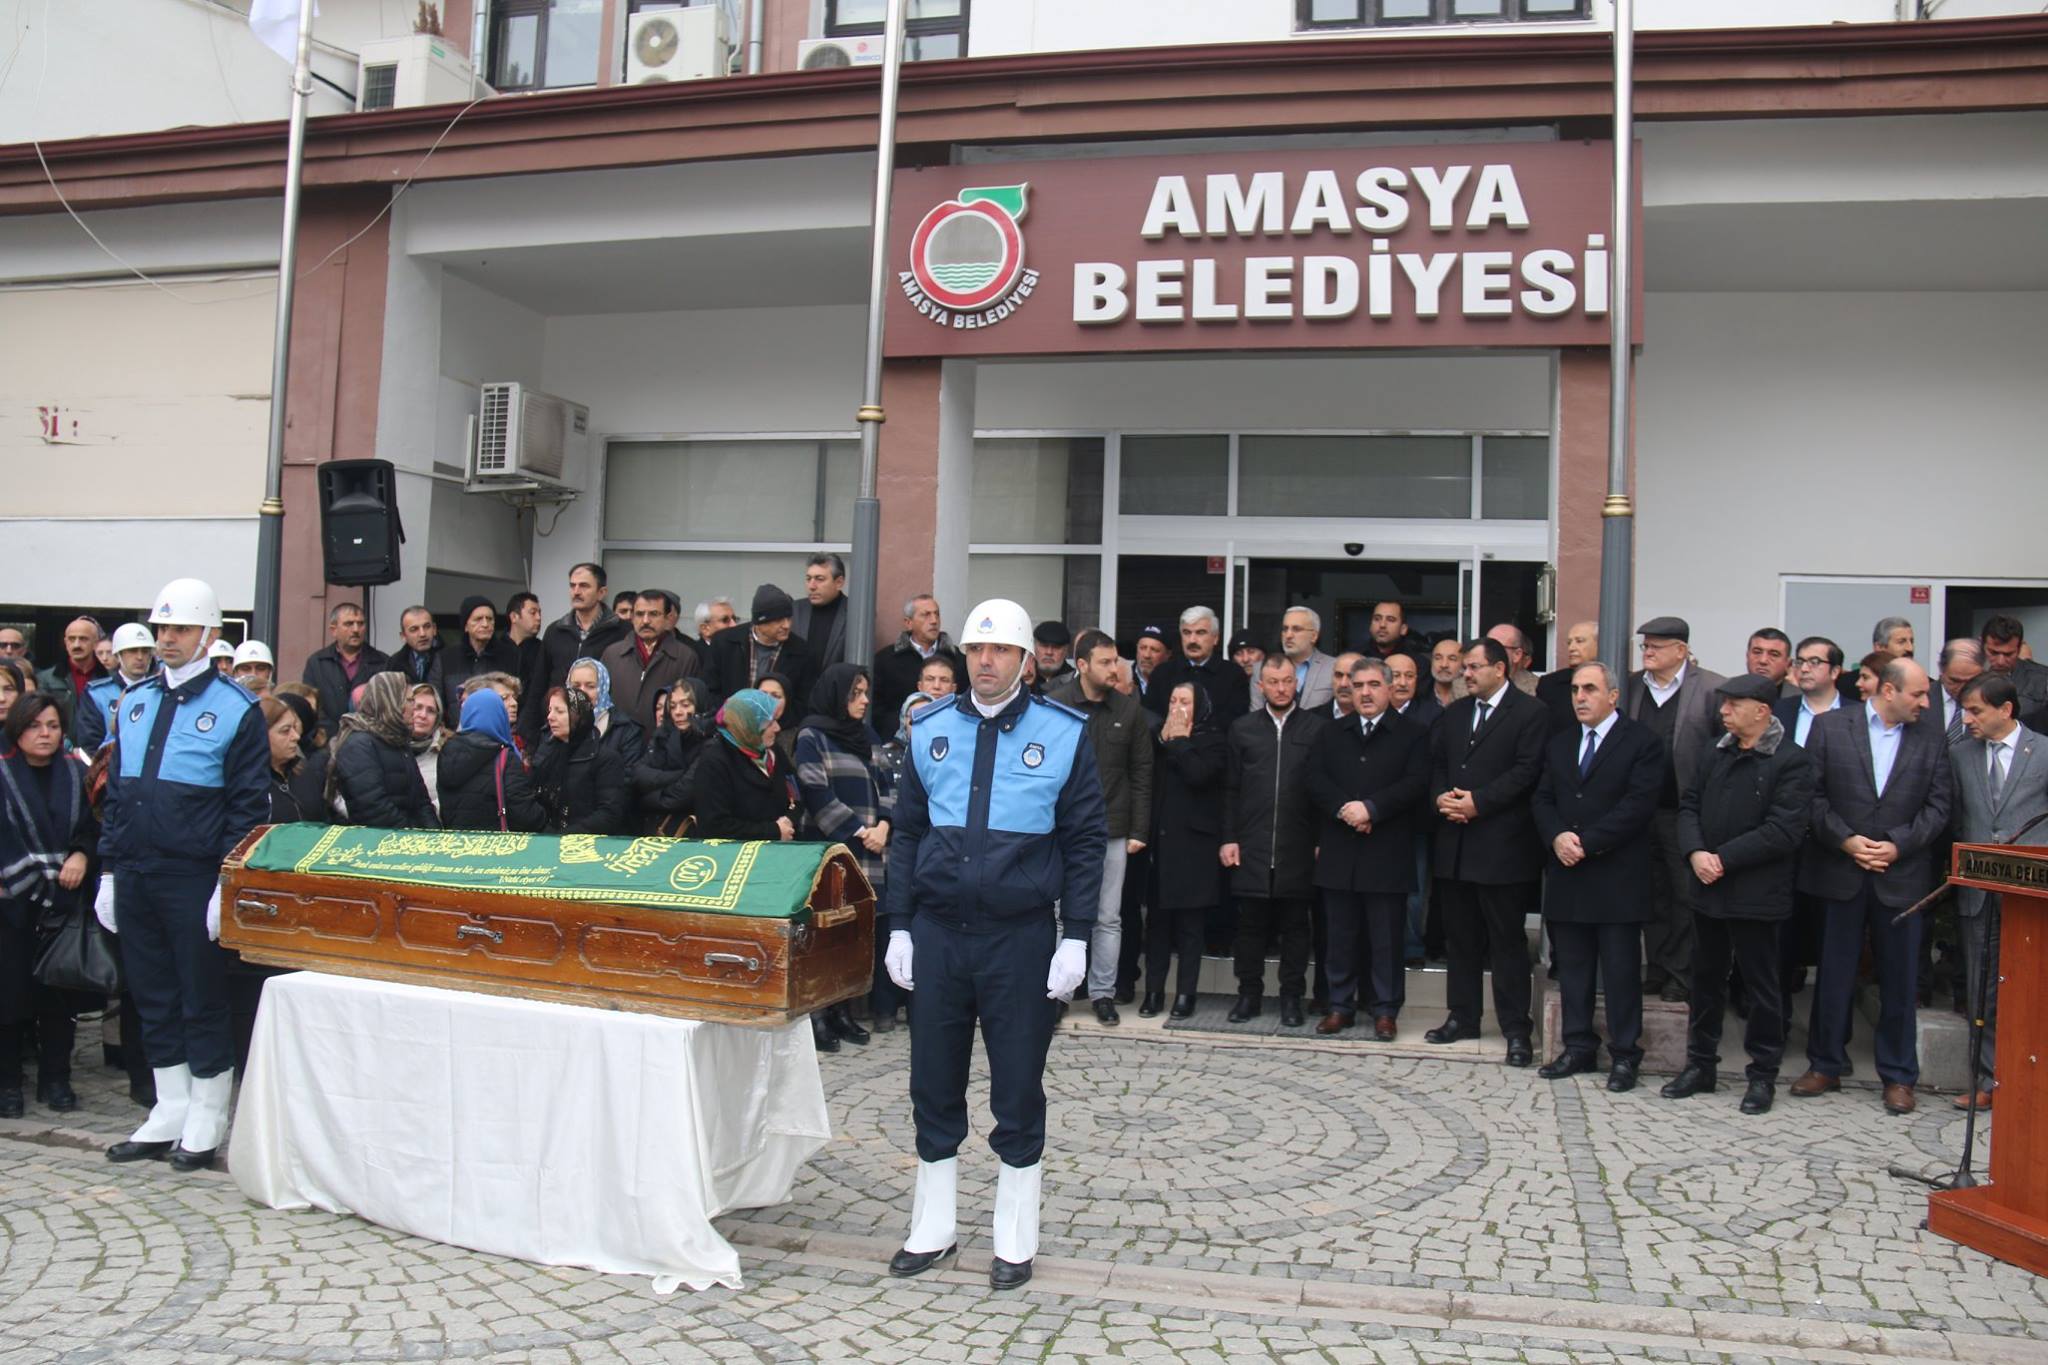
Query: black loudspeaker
317 459 406 587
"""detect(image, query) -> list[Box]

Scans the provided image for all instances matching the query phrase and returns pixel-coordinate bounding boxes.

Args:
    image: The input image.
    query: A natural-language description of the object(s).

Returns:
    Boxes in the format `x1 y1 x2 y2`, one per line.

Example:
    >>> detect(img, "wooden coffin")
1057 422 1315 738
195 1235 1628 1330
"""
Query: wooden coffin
219 824 874 1025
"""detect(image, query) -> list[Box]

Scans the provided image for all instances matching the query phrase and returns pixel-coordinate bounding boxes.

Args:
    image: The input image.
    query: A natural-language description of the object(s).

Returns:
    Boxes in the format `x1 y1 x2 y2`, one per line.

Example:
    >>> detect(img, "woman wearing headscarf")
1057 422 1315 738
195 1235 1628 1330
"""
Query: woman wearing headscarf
631 677 712 834
693 688 798 844
565 657 647 767
794 664 890 1048
438 690 548 832
531 686 628 835
0 692 101 1115
1144 680 1228 1020
326 671 438 829
875 691 936 796
757 672 798 765
407 683 447 818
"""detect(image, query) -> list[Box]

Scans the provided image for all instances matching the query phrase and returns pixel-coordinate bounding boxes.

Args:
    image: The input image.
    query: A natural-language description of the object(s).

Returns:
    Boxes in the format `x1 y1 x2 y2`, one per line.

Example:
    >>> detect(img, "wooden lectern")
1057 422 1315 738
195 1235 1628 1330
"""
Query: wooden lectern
1928 843 2048 1276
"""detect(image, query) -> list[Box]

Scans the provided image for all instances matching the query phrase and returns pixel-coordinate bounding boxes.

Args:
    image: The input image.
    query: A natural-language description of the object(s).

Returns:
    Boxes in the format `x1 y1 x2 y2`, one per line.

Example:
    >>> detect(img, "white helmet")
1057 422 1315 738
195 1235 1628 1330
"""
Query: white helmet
150 577 223 629
110 623 155 654
959 598 1034 652
207 639 237 661
233 640 274 669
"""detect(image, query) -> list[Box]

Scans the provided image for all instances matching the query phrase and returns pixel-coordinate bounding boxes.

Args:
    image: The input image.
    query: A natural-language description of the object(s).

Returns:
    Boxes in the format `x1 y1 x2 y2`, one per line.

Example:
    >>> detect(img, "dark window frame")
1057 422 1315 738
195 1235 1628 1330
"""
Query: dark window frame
1296 0 1589 30
825 0 971 59
488 0 551 92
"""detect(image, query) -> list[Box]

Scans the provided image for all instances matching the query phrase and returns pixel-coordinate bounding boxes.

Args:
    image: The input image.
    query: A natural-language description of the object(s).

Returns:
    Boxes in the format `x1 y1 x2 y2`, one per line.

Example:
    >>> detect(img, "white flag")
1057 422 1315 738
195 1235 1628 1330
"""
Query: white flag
249 0 319 65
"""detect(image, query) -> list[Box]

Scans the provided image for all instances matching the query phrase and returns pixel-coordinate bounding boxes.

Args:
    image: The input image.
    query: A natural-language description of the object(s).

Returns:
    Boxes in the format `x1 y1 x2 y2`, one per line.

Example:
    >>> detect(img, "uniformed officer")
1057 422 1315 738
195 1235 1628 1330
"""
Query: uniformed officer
883 598 1108 1291
95 578 269 1172
76 622 159 753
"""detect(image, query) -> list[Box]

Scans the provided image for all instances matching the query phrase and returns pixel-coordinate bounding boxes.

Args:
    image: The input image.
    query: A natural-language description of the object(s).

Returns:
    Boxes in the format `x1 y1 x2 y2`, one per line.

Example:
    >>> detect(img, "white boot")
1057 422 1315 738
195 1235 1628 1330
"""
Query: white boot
903 1156 959 1254
992 1161 1042 1265
129 1065 191 1143
179 1069 236 1155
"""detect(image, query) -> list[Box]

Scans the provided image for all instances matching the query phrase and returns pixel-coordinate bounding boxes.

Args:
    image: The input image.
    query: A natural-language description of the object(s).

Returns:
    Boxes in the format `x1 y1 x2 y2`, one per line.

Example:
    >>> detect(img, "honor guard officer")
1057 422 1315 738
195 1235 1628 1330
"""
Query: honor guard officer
76 622 159 753
96 578 269 1172
883 598 1108 1291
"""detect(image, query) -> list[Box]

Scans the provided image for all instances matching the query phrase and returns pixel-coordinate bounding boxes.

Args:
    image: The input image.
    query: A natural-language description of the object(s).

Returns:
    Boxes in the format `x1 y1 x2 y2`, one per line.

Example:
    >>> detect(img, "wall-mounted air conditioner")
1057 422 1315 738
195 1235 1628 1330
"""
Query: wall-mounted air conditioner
355 34 481 111
796 36 885 70
626 7 731 83
471 383 586 490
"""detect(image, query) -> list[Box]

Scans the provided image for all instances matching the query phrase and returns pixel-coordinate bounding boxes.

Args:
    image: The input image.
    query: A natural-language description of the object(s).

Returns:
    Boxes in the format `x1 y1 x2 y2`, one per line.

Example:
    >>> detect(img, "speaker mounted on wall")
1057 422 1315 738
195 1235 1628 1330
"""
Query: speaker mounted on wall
317 459 406 587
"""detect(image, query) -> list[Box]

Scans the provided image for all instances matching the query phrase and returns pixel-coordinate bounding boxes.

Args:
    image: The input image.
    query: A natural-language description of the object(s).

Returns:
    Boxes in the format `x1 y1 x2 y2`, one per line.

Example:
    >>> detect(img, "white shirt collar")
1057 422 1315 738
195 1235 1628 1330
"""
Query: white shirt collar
1476 680 1511 711
1584 710 1620 744
163 655 212 690
971 684 1021 718
1803 689 1841 716
1868 705 1902 737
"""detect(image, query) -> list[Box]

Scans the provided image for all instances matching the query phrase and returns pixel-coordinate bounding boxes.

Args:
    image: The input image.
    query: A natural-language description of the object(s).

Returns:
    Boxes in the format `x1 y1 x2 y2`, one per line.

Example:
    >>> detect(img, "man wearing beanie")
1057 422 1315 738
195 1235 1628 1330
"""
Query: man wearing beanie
706 583 819 723
441 596 516 717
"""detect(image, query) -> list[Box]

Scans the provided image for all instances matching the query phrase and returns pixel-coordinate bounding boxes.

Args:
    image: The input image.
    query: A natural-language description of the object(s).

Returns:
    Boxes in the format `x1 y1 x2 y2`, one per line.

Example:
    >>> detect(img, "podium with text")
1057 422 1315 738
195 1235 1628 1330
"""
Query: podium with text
1929 844 2048 1276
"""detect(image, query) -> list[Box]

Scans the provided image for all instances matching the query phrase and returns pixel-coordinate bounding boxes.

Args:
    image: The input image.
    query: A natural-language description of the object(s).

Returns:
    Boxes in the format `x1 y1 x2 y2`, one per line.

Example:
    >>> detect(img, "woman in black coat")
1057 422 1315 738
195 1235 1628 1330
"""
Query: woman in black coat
259 696 308 823
326 672 438 829
692 688 798 843
631 678 713 834
437 690 548 833
531 686 628 835
1143 682 1227 1019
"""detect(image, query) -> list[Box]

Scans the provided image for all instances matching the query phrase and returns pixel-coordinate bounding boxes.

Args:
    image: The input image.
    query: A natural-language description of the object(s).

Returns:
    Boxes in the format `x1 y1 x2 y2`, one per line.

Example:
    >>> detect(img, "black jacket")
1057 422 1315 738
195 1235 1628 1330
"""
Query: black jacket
384 643 446 697
630 721 712 831
1307 710 1431 894
1045 677 1153 840
1535 666 1580 735
1145 652 1252 724
1150 729 1228 910
440 635 518 718
1678 722 1815 921
541 610 630 695
509 635 551 746
703 625 819 722
691 737 797 842
435 732 549 833
301 643 391 739
267 766 305 824
1430 684 1548 885
1531 716 1666 924
872 634 964 727
1222 705 1326 900
330 732 438 829
1797 704 1952 908
531 729 628 835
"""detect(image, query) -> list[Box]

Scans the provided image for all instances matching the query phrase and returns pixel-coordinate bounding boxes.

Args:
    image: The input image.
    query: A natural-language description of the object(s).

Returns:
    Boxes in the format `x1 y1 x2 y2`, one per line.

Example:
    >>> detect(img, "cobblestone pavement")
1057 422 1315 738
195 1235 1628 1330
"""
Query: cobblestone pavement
2 1015 2044 1364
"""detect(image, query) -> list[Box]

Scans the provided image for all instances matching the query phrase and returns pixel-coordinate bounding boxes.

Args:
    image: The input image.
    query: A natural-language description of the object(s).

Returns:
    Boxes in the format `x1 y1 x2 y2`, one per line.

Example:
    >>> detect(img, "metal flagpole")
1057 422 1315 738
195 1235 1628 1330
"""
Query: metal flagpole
251 0 318 649
1596 0 1637 673
845 0 908 671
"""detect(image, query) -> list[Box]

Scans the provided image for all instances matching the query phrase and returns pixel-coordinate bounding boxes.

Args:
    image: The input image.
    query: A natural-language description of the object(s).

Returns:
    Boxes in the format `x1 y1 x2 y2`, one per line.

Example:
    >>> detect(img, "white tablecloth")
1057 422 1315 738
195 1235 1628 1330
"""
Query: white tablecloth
229 972 830 1292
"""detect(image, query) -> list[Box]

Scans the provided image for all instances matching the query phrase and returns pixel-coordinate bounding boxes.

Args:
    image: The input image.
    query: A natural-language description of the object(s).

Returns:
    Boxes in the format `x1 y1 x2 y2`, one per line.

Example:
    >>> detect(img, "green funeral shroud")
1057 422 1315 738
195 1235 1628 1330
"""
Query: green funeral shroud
241 824 839 918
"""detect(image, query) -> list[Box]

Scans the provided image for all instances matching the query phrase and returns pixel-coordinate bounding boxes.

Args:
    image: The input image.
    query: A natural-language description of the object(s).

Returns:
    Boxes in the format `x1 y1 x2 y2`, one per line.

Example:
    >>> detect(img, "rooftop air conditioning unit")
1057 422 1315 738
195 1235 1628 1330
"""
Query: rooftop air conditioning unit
355 34 480 111
627 6 730 83
472 383 586 489
797 36 885 70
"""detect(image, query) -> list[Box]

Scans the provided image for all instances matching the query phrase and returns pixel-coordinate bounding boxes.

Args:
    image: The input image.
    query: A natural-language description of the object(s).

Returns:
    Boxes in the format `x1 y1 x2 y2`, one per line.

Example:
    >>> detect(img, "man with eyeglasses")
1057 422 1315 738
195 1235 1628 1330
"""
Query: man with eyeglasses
1769 636 1852 1024
0 627 25 662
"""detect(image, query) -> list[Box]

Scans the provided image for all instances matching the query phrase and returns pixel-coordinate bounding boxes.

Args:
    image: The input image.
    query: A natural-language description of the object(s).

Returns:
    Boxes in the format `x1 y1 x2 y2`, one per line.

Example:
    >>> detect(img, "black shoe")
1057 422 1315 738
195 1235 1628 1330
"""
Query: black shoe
887 1244 957 1278
1659 978 1689 1004
1660 1064 1718 1099
128 1082 156 1109
1424 1018 1478 1045
989 1256 1033 1291
36 1077 77 1113
1169 994 1197 1020
107 1140 173 1163
1138 991 1165 1018
1740 1079 1775 1114
0 1088 21 1119
1115 984 1137 1006
1279 996 1305 1028
168 1145 217 1173
827 1005 870 1046
871 1011 897 1034
1092 998 1120 1026
1504 1036 1534 1068
1226 994 1262 1024
1641 969 1668 994
1606 1061 1639 1093
811 1016 840 1054
1537 1052 1598 1080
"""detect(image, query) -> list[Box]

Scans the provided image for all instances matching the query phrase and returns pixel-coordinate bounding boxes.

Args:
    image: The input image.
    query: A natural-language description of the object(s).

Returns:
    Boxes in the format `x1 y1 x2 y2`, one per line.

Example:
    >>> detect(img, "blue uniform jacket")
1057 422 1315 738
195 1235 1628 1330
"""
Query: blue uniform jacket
76 670 156 754
884 690 1108 940
100 668 270 874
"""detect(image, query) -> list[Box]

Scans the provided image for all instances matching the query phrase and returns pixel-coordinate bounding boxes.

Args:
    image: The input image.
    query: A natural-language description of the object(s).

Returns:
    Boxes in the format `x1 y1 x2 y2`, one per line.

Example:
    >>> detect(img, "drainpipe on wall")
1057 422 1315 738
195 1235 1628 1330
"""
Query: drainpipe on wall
1595 0 1635 674
471 0 491 92
746 0 763 74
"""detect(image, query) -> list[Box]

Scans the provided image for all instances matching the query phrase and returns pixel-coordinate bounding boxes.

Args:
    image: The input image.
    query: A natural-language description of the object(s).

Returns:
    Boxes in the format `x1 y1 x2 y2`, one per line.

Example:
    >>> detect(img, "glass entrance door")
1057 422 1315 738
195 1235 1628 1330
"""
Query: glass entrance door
1236 559 1465 655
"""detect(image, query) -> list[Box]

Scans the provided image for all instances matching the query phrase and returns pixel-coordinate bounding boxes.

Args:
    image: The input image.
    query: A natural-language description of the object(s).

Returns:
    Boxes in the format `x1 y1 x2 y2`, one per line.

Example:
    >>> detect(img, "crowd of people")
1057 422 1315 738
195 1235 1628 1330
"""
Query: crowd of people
3 553 2043 1127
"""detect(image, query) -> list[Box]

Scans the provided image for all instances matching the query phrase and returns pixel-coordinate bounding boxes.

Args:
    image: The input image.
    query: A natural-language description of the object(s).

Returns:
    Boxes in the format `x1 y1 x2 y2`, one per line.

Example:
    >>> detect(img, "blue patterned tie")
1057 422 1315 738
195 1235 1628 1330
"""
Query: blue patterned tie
1580 728 1597 779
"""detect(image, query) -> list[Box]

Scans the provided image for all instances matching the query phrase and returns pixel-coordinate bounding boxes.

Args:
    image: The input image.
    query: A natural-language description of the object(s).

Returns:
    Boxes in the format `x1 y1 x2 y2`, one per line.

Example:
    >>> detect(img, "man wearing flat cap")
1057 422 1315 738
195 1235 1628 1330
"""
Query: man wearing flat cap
1621 616 1726 1004
1032 620 1076 693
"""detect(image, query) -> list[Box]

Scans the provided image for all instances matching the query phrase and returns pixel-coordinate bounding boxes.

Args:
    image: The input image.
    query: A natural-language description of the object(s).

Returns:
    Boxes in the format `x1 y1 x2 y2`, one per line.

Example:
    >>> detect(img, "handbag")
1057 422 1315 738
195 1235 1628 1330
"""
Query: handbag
35 901 121 996
493 748 510 832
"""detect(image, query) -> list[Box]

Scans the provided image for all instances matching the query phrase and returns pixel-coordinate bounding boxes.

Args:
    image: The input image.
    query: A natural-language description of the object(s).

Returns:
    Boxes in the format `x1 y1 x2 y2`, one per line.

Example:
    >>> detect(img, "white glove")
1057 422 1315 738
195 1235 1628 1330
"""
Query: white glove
884 929 914 991
205 886 222 942
1046 938 1087 1001
94 878 117 934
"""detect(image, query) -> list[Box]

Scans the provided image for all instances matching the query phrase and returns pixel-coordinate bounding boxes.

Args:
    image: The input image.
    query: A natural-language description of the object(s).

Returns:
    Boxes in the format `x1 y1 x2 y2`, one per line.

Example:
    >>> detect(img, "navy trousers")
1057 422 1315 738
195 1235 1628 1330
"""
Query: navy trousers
1808 882 1921 1086
1549 919 1644 1066
908 912 1059 1168
116 869 236 1079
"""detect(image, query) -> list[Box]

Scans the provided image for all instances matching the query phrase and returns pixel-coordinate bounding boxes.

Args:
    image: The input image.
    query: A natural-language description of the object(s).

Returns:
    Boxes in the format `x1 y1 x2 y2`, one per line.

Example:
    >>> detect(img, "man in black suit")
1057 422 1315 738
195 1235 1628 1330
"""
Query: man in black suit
1384 647 1439 966
791 553 850 669
1790 656 1952 1115
1146 606 1251 723
1535 621 1598 735
704 584 819 723
1425 637 1549 1066
1307 658 1431 1041
1530 662 1666 1092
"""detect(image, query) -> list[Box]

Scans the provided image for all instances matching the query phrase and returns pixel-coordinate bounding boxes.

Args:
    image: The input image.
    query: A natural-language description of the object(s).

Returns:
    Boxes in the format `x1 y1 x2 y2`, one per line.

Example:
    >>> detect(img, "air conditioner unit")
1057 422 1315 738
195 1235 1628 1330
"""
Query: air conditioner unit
355 34 481 111
626 7 730 83
797 36 885 70
471 383 587 489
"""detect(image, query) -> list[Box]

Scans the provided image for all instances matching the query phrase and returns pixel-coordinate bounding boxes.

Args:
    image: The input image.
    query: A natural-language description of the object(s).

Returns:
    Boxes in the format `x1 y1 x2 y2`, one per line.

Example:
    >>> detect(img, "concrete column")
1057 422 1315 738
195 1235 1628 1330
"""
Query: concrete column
1555 347 1618 650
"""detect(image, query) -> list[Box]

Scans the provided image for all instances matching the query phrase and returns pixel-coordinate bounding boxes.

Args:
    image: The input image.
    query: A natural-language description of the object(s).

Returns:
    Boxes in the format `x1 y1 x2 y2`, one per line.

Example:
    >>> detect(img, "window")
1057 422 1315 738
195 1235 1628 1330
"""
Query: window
969 436 1102 628
490 0 603 92
1120 435 1228 517
604 439 857 543
359 63 398 111
1297 0 1588 28
1237 435 1473 520
827 0 969 61
1480 436 1549 520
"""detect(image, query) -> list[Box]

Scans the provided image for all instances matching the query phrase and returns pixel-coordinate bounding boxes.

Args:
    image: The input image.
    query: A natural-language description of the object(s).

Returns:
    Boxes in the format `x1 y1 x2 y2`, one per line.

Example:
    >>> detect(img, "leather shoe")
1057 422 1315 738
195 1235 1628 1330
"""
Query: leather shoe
1504 1036 1534 1068
989 1256 1033 1291
887 1244 957 1278
1373 1015 1397 1042
1740 1079 1775 1114
168 1145 217 1173
107 1140 173 1163
1314 1011 1355 1035
870 1012 897 1034
811 1015 840 1053
1169 994 1197 1020
1882 1083 1916 1116
1537 1051 1598 1080
1092 998 1120 1026
827 1005 870 1046
1226 994 1262 1024
1424 1018 1478 1045
1279 996 1305 1028
1138 991 1165 1018
1788 1070 1840 1098
1660 1064 1718 1099
0 1088 21 1119
1952 1089 1994 1111
1606 1061 1639 1093
36 1078 77 1113
1659 978 1689 1004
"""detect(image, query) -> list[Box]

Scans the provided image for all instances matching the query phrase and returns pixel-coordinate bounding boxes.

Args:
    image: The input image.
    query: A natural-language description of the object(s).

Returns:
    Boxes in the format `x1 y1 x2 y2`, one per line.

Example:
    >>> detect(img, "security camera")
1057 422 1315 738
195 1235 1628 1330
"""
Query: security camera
1342 542 1364 557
